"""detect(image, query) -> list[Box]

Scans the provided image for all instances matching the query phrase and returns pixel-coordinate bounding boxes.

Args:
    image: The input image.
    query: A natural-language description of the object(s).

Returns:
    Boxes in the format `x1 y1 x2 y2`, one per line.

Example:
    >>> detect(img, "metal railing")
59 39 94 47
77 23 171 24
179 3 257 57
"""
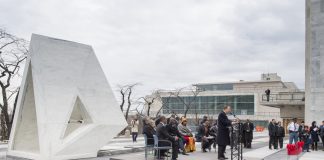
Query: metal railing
261 93 305 102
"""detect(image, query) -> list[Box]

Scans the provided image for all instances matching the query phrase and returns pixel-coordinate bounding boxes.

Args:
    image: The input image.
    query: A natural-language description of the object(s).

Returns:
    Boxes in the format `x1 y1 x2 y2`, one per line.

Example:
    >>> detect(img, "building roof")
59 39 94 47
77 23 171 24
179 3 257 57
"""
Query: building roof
193 80 284 86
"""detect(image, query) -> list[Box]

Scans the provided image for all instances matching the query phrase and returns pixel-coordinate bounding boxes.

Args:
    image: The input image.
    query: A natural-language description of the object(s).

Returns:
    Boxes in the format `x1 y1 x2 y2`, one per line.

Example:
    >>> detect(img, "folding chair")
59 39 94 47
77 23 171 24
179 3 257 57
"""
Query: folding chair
153 135 172 160
143 134 154 160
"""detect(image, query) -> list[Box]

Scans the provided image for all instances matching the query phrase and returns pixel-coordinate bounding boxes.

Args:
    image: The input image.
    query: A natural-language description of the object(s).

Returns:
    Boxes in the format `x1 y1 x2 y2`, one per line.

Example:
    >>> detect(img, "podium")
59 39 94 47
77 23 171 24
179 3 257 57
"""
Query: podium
230 122 243 160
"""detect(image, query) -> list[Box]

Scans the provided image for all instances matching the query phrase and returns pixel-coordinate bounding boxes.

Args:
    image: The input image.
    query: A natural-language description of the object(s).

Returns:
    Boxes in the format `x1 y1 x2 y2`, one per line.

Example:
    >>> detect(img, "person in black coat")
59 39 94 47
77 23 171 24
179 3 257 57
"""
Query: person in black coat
156 116 179 160
243 119 254 148
276 121 285 149
310 121 320 151
265 89 271 101
198 121 212 152
209 120 218 149
196 116 208 142
167 118 187 155
143 118 156 145
298 121 305 142
217 106 236 160
268 119 276 149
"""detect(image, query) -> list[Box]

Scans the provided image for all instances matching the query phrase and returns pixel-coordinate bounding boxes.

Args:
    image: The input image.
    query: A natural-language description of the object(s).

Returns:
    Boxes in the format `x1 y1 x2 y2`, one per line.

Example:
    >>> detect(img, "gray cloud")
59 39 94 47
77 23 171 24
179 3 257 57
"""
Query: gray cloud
0 0 305 98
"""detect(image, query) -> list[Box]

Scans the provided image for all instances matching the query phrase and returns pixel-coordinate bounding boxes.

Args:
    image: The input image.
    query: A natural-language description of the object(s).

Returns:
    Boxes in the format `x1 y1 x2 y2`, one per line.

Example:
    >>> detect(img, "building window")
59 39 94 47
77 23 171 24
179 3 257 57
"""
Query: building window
197 84 233 91
162 95 254 115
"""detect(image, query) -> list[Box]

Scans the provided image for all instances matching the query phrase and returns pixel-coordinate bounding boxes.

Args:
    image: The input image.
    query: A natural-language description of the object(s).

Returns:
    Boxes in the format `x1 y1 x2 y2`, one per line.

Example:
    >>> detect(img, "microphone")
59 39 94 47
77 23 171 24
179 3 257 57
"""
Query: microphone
230 112 236 117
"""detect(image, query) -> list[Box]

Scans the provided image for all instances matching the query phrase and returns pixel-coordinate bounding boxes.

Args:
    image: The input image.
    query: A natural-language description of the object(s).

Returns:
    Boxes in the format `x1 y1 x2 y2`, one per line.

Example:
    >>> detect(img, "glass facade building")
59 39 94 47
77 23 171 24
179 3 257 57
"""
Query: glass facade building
162 95 254 115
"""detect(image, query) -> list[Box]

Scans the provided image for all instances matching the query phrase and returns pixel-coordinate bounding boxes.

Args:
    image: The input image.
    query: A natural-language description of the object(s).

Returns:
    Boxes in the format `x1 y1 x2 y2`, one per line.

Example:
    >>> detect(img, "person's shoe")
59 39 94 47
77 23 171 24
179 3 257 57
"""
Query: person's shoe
224 157 229 159
307 150 311 152
163 154 170 157
202 149 207 153
182 151 189 155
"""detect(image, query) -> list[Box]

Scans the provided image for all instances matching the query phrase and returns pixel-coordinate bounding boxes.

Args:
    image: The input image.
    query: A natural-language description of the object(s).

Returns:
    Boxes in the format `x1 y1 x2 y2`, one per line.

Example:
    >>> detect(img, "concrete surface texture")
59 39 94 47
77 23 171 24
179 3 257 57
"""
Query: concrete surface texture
7 34 127 160
305 0 324 125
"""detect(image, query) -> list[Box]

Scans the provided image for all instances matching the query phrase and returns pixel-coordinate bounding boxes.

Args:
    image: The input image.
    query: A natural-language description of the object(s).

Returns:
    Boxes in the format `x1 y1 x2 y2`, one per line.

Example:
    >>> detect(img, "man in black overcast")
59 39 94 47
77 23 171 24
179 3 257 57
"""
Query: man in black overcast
217 105 237 160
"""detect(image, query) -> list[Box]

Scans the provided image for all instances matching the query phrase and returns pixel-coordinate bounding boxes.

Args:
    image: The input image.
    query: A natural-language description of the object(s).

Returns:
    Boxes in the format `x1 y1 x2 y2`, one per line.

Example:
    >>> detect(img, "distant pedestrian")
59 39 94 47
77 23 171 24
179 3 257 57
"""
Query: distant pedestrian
287 118 299 144
268 119 276 149
310 121 320 151
298 121 305 141
276 121 285 149
320 121 324 151
131 117 139 143
243 119 254 148
301 125 311 152
273 122 279 149
265 89 271 101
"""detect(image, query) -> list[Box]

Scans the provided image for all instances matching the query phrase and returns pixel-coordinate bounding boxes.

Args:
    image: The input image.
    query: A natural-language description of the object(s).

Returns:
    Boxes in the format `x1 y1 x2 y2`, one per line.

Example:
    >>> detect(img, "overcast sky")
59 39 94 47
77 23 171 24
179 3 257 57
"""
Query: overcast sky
0 0 305 98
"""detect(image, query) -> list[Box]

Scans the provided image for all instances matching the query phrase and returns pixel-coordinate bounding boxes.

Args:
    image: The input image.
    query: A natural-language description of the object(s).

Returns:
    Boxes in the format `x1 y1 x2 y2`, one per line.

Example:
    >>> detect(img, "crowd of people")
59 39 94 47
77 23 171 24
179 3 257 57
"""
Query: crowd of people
138 105 254 160
142 115 197 160
268 118 324 152
130 107 324 160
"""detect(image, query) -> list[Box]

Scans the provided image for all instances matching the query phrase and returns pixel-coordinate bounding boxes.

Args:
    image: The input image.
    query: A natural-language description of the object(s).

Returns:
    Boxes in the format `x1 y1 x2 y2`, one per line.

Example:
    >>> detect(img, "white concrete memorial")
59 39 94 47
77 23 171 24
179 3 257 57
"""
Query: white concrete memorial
7 34 127 160
305 0 324 125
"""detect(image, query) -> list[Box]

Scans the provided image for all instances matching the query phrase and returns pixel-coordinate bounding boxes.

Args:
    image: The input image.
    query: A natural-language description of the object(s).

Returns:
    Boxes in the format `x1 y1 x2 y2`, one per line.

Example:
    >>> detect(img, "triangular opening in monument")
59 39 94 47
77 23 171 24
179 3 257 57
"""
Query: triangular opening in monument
12 64 40 153
63 96 92 138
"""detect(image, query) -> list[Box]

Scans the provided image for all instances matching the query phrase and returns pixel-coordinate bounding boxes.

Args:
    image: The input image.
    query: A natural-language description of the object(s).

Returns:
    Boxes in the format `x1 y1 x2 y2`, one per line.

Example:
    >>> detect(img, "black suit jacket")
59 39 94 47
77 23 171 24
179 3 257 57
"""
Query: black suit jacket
243 122 254 132
156 123 175 142
217 111 232 145
268 123 276 136
243 122 254 139
143 124 156 145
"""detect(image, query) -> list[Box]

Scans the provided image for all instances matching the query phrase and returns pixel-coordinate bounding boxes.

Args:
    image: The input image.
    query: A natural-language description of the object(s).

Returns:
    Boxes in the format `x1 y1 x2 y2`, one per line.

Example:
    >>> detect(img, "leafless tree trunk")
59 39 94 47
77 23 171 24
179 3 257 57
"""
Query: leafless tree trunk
173 86 201 117
155 90 173 117
119 88 126 112
118 83 139 121
139 95 156 117
125 86 132 121
117 83 139 135
0 29 28 140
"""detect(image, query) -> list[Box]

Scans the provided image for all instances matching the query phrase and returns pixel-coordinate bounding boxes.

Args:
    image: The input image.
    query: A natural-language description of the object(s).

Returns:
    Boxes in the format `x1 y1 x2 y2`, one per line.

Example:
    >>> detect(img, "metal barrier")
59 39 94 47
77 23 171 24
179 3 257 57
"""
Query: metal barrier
261 92 305 102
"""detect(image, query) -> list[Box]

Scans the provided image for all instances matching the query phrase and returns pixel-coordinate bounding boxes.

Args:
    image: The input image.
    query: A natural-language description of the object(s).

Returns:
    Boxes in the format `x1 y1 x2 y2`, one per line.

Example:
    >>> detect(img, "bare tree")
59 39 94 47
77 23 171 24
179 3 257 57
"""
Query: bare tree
0 29 28 140
117 83 139 121
154 90 173 117
172 86 201 117
134 104 144 116
139 93 156 117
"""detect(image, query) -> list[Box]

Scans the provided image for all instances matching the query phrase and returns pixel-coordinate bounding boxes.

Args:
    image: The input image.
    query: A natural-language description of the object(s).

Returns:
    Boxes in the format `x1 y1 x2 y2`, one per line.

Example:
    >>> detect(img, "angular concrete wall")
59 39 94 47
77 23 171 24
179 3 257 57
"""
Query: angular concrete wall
305 0 324 125
7 34 127 160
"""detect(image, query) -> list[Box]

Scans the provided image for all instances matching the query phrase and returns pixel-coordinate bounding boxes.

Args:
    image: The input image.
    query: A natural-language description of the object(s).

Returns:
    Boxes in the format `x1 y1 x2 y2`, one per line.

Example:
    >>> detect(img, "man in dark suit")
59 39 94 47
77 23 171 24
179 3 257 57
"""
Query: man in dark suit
268 119 276 149
276 121 285 149
243 119 254 148
217 106 236 160
156 116 179 160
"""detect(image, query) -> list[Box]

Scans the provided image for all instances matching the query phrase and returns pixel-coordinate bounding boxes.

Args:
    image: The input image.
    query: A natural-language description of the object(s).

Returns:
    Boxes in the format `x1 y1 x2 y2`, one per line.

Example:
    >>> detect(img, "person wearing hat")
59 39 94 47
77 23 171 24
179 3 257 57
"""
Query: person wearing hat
178 117 196 153
287 118 299 144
